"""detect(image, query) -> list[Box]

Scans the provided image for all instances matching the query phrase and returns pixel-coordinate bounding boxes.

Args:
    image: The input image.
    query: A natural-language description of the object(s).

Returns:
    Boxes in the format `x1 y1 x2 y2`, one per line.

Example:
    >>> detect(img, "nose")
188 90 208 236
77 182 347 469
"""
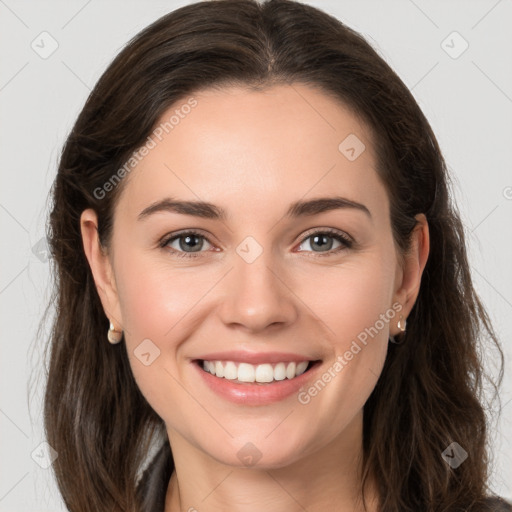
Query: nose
217 248 298 333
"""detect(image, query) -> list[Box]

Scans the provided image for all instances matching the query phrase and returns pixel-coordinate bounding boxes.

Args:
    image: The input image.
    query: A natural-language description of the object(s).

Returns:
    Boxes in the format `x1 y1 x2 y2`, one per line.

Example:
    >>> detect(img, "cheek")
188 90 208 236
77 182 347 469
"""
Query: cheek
296 254 395 408
115 250 213 342
112 250 195 357
112 248 239 399
307 255 396 347
114 260 212 420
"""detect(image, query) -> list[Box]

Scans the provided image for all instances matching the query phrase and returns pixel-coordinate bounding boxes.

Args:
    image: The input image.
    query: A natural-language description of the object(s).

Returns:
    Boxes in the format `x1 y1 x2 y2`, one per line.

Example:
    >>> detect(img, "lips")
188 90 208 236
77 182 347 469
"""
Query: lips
191 351 323 405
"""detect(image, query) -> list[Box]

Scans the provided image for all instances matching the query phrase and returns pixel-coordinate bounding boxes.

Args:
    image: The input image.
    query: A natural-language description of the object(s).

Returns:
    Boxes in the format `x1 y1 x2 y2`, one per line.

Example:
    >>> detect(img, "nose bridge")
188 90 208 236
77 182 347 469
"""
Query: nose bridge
218 236 297 331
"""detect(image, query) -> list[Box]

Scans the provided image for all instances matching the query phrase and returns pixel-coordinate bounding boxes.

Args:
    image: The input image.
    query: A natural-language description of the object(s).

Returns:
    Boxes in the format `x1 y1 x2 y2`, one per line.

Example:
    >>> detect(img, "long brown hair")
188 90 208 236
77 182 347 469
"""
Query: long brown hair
42 0 504 510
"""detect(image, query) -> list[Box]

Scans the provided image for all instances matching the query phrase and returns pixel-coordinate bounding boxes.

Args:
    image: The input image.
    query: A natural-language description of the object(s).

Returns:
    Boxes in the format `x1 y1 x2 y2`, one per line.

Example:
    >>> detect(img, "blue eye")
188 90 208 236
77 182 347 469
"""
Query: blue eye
160 228 353 259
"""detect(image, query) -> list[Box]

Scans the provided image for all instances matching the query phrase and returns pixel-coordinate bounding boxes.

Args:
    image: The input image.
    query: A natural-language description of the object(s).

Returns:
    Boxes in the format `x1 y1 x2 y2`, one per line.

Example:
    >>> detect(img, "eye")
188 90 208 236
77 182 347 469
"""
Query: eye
296 228 353 256
160 227 353 259
160 230 214 259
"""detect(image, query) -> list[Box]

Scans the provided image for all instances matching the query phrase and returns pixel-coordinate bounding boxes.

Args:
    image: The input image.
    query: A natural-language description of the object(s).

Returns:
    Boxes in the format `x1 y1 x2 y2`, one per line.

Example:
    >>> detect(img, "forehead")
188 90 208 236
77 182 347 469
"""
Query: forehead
116 83 385 222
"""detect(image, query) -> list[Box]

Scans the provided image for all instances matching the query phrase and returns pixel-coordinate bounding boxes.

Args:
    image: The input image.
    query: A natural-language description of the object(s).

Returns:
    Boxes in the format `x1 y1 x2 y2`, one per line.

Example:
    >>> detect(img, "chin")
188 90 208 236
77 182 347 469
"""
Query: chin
202 436 314 470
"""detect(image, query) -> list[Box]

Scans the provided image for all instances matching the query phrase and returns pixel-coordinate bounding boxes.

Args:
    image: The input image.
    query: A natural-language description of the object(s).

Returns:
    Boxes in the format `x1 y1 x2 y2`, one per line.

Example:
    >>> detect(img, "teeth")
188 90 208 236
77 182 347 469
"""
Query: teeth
255 364 274 383
201 360 311 383
274 362 286 381
215 361 224 378
296 361 308 375
224 361 237 380
286 362 296 379
238 363 255 382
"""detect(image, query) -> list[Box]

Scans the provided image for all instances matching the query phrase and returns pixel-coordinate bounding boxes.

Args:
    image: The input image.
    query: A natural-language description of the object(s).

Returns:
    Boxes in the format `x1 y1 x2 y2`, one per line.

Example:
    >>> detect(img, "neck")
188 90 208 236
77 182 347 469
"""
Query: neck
164 412 379 512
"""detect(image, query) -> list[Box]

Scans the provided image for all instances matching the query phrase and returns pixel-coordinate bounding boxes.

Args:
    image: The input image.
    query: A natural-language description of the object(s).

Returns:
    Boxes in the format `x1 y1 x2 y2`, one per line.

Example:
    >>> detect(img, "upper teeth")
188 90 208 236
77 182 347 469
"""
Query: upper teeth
202 360 309 383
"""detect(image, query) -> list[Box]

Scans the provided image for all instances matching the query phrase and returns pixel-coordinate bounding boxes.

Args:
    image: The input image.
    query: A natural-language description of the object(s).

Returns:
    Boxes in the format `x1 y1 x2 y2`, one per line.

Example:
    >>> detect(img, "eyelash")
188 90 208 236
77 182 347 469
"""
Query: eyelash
159 228 354 260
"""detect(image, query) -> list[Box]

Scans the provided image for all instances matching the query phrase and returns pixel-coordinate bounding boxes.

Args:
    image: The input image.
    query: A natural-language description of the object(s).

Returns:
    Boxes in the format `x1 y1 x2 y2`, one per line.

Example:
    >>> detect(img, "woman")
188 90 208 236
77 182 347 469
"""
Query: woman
43 0 510 510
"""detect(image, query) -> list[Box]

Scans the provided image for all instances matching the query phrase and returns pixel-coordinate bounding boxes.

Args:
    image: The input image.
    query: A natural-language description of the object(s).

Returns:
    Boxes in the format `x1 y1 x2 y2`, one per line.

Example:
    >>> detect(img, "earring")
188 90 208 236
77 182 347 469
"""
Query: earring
389 314 407 344
397 314 407 332
107 320 123 344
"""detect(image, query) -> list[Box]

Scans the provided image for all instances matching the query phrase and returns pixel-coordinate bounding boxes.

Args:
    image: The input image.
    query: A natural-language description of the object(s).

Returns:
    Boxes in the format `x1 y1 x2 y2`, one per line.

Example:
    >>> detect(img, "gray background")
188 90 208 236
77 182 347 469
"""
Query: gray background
0 0 511 509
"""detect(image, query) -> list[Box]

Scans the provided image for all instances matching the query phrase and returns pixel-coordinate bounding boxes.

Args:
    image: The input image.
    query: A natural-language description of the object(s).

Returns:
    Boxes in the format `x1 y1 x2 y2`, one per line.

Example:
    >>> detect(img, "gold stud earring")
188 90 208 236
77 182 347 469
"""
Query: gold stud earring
107 320 123 344
397 314 407 332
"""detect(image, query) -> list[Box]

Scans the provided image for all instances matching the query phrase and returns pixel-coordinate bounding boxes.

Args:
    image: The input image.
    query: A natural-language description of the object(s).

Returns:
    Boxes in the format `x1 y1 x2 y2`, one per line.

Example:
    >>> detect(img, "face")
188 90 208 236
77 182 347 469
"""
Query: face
82 83 424 469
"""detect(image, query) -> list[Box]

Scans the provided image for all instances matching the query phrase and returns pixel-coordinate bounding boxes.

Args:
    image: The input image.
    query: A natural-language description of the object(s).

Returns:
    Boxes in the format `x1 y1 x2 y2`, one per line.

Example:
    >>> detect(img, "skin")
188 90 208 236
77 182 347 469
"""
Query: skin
81 83 429 512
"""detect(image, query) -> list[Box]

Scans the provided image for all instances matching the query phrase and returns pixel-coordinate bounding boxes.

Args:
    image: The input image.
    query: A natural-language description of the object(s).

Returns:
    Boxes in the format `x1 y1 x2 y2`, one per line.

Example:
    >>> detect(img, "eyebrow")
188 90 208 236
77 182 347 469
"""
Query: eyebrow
137 196 372 221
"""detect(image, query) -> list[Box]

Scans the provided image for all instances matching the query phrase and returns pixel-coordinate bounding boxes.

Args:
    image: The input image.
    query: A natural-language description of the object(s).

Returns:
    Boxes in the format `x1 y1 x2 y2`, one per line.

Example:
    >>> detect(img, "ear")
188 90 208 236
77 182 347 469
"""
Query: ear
80 208 123 330
391 213 429 336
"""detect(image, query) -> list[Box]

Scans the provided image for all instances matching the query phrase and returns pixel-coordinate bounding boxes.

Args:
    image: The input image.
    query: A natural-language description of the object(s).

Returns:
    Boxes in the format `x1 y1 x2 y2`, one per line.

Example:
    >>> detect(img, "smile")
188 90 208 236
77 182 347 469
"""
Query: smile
200 360 312 383
193 357 323 405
